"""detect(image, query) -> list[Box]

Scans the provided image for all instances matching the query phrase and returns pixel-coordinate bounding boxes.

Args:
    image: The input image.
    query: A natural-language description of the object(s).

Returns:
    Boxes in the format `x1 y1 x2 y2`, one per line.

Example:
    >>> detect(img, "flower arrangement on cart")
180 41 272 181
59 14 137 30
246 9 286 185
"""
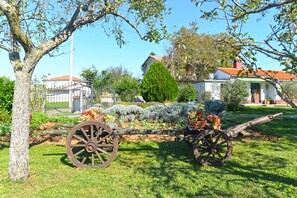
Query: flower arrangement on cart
186 109 221 130
79 108 117 128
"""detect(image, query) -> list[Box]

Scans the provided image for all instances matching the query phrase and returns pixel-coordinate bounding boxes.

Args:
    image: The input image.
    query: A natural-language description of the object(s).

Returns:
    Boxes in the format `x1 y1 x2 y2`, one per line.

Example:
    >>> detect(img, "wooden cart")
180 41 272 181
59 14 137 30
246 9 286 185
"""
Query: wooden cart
61 112 282 169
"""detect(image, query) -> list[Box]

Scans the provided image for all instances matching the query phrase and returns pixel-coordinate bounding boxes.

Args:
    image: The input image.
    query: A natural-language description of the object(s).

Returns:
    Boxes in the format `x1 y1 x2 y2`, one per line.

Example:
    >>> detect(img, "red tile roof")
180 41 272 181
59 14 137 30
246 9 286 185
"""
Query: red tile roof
48 75 81 81
218 68 297 80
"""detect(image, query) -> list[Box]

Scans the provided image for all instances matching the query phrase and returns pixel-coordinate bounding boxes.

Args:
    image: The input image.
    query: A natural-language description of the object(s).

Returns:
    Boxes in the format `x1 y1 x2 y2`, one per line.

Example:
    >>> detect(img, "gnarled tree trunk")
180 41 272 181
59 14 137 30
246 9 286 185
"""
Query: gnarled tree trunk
8 70 33 181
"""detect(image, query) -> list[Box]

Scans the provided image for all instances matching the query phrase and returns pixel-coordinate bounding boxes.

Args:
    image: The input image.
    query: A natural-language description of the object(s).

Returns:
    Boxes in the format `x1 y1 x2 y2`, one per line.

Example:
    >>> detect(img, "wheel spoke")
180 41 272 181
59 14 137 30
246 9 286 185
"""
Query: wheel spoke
97 134 111 144
73 135 88 144
214 134 221 145
95 127 103 139
97 147 112 157
70 144 86 147
201 138 211 146
81 127 90 141
73 148 85 156
95 150 105 164
81 156 87 165
91 154 95 167
97 144 114 147
91 125 94 140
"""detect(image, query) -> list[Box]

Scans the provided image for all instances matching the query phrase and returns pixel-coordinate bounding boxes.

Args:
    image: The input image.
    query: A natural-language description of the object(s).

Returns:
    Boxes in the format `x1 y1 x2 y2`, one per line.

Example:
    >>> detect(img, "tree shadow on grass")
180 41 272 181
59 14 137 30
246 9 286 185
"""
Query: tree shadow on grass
0 142 9 151
116 140 296 197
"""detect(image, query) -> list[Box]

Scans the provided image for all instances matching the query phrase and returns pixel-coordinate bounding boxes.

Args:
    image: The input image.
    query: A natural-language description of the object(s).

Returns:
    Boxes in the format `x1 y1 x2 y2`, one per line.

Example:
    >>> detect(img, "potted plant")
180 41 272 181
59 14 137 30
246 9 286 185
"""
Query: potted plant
207 114 221 130
104 114 117 128
265 97 270 105
186 110 206 129
79 108 102 121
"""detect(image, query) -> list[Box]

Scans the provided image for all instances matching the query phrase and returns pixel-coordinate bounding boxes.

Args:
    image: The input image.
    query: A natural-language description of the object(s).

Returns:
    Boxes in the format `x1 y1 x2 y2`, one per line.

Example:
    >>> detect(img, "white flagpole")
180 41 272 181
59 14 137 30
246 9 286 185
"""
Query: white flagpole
69 34 73 112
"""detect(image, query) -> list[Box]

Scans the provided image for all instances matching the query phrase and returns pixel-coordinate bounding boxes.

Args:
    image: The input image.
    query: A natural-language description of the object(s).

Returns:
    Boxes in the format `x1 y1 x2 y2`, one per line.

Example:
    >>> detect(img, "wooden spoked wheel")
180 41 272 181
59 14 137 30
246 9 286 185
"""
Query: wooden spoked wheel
193 130 232 166
66 120 118 169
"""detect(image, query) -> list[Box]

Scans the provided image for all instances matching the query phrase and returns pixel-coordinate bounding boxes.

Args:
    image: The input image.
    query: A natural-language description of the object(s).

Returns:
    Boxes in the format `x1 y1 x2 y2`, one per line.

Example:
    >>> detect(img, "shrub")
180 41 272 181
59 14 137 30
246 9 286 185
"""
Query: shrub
177 84 197 102
30 77 46 113
0 77 14 119
141 62 178 102
180 102 204 118
204 100 226 115
200 91 212 101
30 112 51 130
30 112 78 130
0 122 11 137
282 81 297 100
115 76 141 102
221 79 249 111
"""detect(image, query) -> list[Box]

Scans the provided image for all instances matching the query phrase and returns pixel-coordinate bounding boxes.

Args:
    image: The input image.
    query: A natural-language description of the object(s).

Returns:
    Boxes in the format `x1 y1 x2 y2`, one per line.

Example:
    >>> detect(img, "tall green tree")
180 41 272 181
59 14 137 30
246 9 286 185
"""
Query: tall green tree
165 25 239 82
141 62 178 102
0 0 168 181
193 0 297 109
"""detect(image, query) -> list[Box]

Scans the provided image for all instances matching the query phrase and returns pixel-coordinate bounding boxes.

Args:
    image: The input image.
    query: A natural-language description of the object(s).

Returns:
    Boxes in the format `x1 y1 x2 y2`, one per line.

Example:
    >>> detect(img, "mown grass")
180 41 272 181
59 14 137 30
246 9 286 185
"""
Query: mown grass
230 105 297 115
46 101 69 110
0 107 296 197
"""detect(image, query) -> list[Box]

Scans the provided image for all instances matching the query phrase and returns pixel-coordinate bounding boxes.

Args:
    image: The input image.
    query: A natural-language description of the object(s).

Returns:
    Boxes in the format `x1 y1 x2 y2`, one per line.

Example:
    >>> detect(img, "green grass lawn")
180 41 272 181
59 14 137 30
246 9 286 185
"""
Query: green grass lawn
0 107 296 197
46 101 69 110
230 105 297 115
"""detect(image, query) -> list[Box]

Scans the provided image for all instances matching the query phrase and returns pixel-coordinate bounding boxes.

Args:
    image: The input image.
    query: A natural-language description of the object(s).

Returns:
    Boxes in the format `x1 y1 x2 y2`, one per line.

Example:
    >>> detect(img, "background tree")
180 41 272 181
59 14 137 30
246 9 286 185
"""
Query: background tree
193 0 297 109
221 79 249 111
141 62 178 102
0 0 168 181
80 65 138 102
115 76 141 102
165 24 239 82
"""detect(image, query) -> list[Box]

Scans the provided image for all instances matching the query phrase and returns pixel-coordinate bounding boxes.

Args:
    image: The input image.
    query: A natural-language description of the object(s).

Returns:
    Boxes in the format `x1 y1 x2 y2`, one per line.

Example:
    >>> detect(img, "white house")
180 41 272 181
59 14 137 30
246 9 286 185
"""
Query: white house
44 74 89 103
194 58 297 104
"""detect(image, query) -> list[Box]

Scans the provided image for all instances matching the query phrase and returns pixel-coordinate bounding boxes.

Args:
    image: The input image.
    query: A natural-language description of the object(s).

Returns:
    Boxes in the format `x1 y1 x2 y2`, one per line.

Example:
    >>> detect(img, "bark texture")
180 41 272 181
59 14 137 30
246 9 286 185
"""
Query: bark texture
8 70 32 181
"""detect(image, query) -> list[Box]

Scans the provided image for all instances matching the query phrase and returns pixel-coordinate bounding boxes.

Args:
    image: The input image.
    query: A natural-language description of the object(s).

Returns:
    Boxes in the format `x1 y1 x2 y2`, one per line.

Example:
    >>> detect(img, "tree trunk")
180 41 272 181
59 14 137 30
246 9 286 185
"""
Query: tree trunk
8 71 32 181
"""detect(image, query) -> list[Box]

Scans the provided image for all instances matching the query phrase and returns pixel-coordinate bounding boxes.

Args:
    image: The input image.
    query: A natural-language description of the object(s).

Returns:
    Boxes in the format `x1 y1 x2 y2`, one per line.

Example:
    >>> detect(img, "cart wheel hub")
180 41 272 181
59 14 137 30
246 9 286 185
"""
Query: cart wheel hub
86 141 97 152
211 147 218 154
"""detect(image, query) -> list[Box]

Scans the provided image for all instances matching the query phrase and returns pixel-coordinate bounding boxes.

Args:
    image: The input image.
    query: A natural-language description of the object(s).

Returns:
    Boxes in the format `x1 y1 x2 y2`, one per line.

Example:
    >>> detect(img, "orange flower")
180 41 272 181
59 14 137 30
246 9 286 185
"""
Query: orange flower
80 108 101 121
207 114 220 125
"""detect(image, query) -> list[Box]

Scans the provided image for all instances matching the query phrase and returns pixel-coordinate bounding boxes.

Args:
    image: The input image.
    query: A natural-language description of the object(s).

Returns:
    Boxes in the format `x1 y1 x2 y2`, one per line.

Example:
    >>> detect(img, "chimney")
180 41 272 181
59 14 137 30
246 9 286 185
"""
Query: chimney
233 57 242 69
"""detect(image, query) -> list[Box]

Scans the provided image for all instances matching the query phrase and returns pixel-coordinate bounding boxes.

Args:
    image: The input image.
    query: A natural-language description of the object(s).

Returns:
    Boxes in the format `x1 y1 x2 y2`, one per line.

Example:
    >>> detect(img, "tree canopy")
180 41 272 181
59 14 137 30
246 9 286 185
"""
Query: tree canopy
165 25 239 82
0 0 169 181
80 65 140 102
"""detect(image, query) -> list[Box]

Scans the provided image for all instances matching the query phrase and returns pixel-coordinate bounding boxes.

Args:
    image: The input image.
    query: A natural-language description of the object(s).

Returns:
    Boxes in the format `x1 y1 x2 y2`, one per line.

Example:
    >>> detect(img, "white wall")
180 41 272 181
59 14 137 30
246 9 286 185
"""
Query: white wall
193 81 224 102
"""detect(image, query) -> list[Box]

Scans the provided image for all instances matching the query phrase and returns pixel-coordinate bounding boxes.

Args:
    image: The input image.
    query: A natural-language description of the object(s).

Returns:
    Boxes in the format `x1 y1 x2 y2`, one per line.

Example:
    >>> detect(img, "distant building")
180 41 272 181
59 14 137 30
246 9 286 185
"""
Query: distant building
193 58 297 104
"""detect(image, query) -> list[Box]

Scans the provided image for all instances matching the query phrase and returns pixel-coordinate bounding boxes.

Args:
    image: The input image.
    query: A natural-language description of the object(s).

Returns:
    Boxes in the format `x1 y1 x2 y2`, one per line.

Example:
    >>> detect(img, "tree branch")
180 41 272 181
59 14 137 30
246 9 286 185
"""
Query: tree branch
0 0 34 52
232 0 295 21
109 11 143 40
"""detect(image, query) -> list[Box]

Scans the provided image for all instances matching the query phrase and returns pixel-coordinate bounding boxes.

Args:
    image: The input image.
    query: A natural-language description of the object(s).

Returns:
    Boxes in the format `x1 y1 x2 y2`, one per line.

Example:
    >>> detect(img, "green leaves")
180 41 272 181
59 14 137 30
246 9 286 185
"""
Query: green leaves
141 62 178 102
166 26 237 82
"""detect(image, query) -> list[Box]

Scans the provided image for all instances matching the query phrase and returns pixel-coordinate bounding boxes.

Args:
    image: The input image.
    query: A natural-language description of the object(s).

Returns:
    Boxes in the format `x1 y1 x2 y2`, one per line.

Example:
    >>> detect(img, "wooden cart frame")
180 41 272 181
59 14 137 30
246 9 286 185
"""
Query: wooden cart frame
60 113 283 169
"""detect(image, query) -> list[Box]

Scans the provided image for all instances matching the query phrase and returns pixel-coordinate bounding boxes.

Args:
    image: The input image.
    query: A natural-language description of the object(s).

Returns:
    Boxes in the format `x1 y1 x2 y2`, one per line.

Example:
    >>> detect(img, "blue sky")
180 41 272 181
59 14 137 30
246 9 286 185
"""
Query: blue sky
0 1 281 80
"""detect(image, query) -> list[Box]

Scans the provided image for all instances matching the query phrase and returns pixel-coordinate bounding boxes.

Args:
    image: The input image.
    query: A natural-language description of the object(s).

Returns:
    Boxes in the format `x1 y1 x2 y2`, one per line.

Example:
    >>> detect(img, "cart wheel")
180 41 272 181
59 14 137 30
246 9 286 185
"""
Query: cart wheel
66 120 118 169
193 130 232 166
